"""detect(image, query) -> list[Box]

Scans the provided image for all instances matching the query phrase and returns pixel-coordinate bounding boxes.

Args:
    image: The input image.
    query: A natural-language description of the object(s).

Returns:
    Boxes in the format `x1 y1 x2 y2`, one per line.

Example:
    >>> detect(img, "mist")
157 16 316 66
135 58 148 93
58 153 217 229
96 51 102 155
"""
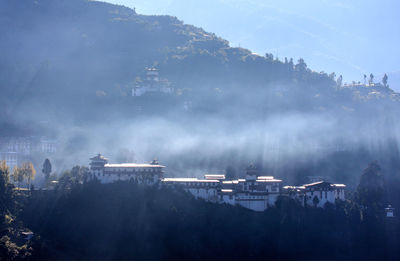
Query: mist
42 97 398 188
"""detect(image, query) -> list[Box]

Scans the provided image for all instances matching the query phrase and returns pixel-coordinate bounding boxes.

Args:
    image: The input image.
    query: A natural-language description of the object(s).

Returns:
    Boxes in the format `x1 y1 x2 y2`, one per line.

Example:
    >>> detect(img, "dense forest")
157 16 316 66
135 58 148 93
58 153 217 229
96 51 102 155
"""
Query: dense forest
1 162 399 260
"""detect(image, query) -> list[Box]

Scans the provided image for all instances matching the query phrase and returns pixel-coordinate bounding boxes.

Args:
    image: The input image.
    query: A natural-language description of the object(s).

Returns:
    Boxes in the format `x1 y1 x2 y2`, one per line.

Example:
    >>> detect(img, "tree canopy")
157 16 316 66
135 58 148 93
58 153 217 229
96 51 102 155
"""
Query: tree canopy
357 161 386 217
42 159 52 184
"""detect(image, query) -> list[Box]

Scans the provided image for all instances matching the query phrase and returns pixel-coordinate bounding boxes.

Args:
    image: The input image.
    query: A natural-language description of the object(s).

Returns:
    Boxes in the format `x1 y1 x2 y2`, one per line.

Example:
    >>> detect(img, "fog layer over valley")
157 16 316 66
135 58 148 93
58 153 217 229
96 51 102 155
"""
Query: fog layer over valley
51 109 398 187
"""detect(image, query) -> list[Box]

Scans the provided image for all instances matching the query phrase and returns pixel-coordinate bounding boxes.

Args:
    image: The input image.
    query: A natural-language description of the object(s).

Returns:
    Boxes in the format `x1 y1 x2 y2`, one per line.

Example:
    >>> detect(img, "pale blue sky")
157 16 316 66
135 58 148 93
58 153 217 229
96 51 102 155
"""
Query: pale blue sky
105 0 400 90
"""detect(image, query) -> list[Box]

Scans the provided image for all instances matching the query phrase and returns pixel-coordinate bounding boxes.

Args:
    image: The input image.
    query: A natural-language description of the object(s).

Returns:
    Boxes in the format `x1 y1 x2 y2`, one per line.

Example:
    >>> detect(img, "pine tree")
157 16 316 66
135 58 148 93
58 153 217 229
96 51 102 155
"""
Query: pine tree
42 158 52 184
382 73 388 86
369 73 374 85
337 75 343 87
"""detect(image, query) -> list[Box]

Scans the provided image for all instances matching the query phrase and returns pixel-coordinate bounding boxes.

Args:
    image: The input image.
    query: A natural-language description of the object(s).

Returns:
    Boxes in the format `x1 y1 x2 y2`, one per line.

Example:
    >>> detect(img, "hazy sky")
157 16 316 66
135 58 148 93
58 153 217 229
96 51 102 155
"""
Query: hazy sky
104 0 400 90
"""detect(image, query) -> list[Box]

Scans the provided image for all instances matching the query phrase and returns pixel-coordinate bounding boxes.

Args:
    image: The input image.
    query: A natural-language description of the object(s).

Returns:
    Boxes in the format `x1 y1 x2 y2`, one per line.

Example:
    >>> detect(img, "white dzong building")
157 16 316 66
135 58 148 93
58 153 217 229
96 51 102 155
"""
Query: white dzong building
162 177 221 203
88 155 346 212
89 154 165 185
284 181 346 207
162 164 283 212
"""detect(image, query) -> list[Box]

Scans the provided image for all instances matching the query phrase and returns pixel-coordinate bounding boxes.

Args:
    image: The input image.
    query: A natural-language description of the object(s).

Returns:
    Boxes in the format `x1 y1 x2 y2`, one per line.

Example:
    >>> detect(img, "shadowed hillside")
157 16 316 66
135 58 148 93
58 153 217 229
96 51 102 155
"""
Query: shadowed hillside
21 181 399 261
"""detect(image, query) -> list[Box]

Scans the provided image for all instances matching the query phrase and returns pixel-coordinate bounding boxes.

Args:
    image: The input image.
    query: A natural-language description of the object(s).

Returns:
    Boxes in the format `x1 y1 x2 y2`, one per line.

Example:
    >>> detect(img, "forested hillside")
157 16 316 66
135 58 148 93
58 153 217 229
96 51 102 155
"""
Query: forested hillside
0 161 399 260
1 0 398 126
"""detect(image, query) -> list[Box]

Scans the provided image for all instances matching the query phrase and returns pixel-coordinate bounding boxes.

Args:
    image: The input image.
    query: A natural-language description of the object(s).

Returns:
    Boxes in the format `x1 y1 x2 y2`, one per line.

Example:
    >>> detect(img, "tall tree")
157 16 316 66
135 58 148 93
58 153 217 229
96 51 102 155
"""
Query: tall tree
12 166 24 189
369 73 374 85
21 162 36 189
71 166 89 184
337 75 343 87
0 161 9 193
357 161 385 217
363 74 367 84
295 58 307 72
42 158 52 183
382 73 388 86
289 58 294 69
265 53 274 61
0 161 11 209
59 166 89 189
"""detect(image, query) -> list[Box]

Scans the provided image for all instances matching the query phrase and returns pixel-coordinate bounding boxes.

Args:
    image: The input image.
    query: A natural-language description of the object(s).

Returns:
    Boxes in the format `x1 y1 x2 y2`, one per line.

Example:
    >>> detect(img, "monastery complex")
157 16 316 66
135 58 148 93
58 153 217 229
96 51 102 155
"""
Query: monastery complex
89 154 346 212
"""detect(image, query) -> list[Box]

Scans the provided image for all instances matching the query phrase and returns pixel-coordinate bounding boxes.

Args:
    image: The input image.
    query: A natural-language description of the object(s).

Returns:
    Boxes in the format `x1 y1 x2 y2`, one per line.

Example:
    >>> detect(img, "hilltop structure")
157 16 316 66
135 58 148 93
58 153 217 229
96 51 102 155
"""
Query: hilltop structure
88 154 346 211
163 174 283 212
132 68 173 96
341 81 399 100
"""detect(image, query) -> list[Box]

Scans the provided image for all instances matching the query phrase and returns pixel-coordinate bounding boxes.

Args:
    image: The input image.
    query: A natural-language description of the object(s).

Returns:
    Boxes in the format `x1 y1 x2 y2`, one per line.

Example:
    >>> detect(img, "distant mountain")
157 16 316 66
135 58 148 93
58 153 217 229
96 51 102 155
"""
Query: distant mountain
110 0 400 83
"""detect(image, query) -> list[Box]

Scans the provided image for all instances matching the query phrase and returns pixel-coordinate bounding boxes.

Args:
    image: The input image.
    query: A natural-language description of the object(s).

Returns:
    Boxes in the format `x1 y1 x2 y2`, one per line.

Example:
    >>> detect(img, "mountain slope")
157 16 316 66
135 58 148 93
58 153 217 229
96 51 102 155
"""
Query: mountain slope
0 0 358 123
